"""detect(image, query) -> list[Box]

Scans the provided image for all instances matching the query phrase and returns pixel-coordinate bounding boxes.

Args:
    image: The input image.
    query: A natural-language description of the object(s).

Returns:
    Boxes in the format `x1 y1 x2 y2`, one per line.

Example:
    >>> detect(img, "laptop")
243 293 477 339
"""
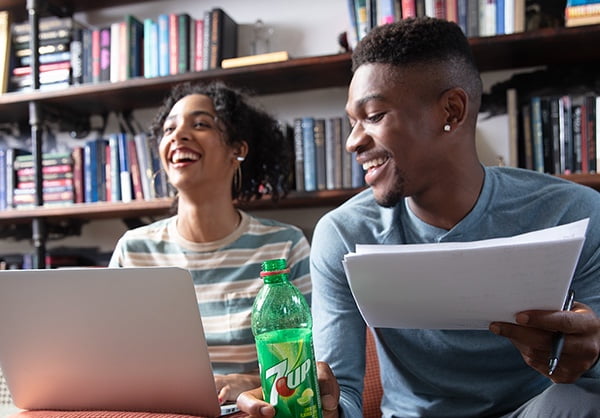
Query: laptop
0 267 239 417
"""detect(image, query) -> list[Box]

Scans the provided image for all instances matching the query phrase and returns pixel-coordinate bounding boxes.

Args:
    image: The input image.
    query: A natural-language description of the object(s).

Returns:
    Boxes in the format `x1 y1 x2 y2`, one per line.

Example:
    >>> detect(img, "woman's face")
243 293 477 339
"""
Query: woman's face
158 94 238 195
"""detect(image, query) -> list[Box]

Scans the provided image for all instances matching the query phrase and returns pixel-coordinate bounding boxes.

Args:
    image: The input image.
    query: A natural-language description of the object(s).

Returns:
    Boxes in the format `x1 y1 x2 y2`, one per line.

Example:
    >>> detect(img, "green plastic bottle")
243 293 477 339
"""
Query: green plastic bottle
251 258 322 418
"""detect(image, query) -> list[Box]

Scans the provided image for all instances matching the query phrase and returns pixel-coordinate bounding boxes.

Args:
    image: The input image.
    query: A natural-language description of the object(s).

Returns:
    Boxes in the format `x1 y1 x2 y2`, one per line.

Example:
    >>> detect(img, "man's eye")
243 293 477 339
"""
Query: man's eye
366 113 384 123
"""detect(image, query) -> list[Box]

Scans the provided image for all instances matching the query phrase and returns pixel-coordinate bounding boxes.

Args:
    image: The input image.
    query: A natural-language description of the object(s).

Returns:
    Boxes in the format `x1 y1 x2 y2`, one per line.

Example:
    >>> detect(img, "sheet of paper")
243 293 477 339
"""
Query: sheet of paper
343 218 588 330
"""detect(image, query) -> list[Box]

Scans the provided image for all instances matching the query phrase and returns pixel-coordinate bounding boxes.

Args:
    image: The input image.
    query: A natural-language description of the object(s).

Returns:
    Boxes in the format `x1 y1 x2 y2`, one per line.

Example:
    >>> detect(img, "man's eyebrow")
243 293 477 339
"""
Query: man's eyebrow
354 93 386 108
347 93 386 114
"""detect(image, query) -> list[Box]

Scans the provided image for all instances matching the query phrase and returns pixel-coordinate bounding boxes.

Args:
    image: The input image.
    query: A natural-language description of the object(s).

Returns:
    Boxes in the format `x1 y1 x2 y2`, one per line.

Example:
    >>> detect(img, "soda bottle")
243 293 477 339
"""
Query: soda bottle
251 258 322 418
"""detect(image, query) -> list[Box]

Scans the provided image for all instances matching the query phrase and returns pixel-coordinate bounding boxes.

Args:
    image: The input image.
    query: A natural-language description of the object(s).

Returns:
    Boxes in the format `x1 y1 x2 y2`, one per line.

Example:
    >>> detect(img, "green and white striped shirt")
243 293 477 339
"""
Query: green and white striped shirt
109 210 311 375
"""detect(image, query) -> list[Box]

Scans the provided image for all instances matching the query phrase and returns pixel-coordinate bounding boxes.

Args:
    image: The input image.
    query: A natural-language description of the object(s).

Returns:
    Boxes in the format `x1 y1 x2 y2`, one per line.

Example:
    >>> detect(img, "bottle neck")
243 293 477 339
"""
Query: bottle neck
260 268 290 284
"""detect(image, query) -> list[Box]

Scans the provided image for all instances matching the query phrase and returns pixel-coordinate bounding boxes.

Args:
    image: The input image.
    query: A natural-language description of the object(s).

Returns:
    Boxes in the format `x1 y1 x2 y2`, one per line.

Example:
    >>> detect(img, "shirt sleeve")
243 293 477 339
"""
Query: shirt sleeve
310 214 367 418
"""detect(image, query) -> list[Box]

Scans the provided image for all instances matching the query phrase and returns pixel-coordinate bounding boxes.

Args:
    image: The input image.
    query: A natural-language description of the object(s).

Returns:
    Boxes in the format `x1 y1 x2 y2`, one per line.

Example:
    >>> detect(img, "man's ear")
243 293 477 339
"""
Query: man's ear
442 87 468 128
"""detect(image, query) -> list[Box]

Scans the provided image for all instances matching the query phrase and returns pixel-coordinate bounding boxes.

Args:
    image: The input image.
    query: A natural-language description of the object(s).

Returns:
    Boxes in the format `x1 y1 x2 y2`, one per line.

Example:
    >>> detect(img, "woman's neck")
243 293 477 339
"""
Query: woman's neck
175 194 241 243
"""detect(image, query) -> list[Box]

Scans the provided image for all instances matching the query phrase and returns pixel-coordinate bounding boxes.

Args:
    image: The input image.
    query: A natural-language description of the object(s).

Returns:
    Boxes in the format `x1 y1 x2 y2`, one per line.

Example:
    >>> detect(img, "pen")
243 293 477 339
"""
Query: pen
548 289 575 376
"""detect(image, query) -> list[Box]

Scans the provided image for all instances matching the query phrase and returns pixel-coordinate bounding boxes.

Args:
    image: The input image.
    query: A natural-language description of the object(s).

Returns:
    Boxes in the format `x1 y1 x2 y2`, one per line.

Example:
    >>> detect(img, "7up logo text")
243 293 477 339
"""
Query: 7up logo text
265 358 311 404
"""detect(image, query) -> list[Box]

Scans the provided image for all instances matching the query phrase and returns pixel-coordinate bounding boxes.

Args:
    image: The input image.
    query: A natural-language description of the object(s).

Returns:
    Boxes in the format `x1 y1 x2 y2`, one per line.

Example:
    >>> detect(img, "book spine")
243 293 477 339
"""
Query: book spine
202 9 212 70
70 27 83 85
402 0 417 18
108 134 122 202
341 119 353 189
178 13 191 74
293 118 305 192
157 14 170 76
530 96 545 173
117 133 132 202
302 117 316 192
0 148 6 210
314 118 327 191
84 140 98 203
99 27 111 82
127 135 144 200
134 132 153 200
169 13 179 75
109 22 121 83
194 18 204 72
71 146 84 203
91 28 101 83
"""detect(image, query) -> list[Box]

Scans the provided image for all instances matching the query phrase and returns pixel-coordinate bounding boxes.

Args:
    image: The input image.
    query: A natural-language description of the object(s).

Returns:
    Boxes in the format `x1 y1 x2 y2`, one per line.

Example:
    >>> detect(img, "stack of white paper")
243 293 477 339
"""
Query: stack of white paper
343 218 589 330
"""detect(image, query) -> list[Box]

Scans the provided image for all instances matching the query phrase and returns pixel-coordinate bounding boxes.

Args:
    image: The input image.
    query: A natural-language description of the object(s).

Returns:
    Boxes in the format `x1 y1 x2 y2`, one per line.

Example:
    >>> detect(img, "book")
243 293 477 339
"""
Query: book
301 117 317 192
584 95 597 173
529 96 544 173
108 134 122 202
401 0 418 18
208 8 238 69
325 117 343 190
0 147 7 209
202 9 212 70
13 152 72 169
314 118 327 191
292 118 305 192
127 136 144 200
143 18 158 78
0 11 11 94
168 13 179 75
221 51 289 69
117 132 132 202
109 21 121 82
157 13 170 76
341 119 353 189
71 146 84 204
99 26 111 82
178 13 191 74
193 18 204 72
134 132 154 200
125 15 144 79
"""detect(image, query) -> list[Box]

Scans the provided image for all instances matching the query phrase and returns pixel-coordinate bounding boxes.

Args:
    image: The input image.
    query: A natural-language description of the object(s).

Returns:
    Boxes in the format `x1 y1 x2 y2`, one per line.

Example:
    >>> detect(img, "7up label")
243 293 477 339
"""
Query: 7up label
255 328 322 418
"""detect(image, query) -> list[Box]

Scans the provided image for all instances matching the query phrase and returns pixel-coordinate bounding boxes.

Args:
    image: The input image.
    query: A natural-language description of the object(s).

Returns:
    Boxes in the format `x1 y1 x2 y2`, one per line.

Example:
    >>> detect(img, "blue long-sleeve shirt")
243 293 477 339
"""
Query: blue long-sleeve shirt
311 166 600 417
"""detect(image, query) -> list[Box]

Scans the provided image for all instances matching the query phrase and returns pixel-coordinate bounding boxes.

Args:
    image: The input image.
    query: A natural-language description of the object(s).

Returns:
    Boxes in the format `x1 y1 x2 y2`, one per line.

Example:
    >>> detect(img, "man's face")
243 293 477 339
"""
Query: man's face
345 63 445 207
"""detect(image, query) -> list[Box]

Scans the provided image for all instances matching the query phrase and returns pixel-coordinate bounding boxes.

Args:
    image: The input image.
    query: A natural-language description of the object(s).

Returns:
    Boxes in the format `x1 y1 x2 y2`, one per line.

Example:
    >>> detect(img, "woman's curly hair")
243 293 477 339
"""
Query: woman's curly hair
150 81 291 202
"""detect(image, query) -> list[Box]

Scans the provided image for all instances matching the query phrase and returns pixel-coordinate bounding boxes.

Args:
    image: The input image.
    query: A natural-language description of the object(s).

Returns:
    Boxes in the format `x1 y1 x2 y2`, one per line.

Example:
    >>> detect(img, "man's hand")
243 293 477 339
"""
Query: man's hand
236 361 340 417
490 301 600 383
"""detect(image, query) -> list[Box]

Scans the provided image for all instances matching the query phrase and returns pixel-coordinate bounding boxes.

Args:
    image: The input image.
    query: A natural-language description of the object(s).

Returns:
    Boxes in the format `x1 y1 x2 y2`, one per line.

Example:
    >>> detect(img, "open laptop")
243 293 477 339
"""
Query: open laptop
0 267 239 417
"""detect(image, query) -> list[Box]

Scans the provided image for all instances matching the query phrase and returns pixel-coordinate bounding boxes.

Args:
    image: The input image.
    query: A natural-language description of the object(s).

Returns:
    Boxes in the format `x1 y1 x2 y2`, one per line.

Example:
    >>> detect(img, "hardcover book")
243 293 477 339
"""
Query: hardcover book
208 8 238 69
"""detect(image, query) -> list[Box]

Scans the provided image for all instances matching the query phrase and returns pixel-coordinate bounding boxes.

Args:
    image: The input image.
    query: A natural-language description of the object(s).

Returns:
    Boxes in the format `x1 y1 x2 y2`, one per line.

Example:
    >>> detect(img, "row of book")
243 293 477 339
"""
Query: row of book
347 0 570 47
0 247 112 270
0 116 365 210
0 131 172 210
565 0 600 27
516 92 599 175
293 116 365 193
4 7 238 92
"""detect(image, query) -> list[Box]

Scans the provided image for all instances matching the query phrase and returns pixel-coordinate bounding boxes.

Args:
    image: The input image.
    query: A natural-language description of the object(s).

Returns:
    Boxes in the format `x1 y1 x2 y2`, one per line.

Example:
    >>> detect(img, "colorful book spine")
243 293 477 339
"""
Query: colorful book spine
301 117 316 192
157 13 170 76
293 118 305 192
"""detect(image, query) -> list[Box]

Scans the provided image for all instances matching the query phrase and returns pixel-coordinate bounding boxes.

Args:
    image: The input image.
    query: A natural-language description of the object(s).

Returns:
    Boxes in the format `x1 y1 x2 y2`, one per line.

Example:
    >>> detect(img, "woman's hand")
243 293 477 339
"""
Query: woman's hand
214 371 261 403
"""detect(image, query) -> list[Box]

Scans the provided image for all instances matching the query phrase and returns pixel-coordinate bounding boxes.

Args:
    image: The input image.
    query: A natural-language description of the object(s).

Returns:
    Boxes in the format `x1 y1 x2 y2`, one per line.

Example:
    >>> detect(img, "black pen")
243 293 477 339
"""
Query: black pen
548 289 575 376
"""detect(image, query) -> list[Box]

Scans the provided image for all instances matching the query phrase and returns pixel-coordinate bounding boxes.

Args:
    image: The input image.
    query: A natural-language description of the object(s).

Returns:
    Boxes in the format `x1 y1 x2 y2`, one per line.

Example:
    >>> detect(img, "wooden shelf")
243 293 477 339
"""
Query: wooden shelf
0 0 149 21
0 188 364 225
0 53 353 124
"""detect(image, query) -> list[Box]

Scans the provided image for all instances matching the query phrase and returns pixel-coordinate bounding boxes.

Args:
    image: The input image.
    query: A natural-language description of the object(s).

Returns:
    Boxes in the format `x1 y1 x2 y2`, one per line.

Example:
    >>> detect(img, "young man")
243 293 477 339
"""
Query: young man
238 17 600 417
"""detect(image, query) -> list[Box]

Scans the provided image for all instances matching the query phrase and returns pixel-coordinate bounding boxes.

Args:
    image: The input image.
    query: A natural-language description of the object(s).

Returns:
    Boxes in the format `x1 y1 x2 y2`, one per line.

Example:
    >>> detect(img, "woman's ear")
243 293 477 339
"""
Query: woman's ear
234 140 249 161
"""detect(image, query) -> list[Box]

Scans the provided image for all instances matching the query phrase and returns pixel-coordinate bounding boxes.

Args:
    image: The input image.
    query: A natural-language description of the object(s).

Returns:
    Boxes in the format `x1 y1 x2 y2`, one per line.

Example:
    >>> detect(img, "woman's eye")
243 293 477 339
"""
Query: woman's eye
163 126 174 134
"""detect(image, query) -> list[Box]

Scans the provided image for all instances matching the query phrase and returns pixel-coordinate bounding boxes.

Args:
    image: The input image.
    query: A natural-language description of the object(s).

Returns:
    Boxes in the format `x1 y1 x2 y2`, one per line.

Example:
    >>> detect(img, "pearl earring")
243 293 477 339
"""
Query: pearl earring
236 156 245 162
443 124 451 132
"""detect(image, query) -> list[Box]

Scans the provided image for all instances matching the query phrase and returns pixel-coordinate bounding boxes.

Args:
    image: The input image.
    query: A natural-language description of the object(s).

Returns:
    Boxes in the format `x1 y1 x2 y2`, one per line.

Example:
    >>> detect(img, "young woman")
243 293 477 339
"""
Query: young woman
109 81 311 404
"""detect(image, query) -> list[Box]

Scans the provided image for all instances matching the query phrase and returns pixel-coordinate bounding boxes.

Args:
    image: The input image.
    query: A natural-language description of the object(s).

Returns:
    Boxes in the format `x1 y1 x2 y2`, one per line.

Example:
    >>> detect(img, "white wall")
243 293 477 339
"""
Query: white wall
0 0 517 256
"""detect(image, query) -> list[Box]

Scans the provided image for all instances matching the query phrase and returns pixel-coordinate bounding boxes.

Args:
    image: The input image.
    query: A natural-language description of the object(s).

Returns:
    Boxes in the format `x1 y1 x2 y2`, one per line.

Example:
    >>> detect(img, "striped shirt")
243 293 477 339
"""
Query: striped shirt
109 210 311 375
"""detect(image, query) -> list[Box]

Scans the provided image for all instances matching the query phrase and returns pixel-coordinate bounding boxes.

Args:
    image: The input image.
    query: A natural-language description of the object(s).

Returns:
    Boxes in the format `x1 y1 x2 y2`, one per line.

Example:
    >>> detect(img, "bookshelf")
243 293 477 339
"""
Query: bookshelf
1 0 599 257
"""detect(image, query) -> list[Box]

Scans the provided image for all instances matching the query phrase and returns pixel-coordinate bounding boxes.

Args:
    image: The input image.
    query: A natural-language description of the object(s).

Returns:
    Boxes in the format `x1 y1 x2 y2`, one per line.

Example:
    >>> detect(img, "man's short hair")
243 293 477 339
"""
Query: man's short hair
352 17 482 109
